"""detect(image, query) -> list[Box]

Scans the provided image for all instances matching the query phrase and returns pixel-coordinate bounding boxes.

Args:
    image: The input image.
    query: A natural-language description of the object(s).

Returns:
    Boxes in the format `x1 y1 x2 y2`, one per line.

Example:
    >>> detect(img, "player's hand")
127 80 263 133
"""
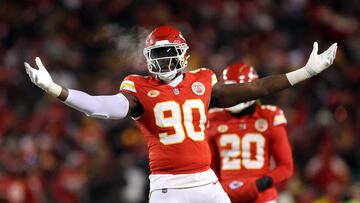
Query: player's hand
256 176 273 192
304 42 337 76
25 57 52 91
24 57 62 97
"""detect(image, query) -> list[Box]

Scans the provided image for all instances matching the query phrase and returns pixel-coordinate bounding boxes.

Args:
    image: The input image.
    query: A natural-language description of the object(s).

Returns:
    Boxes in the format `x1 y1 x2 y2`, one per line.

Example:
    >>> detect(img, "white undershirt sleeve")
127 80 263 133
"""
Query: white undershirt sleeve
64 89 130 119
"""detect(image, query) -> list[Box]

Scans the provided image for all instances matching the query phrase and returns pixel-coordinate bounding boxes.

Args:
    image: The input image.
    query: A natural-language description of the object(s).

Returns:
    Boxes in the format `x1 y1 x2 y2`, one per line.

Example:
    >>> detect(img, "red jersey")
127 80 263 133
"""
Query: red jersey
207 104 293 203
120 68 218 174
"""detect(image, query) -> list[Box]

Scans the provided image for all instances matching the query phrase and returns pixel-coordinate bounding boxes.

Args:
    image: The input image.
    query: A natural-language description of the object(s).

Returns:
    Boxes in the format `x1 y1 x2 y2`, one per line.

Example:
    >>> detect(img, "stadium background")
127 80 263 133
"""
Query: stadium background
0 0 359 202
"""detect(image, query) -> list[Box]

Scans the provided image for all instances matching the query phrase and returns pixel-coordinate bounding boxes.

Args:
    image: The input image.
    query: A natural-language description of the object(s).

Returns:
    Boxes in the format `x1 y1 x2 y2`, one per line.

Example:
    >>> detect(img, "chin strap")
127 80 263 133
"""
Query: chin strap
229 103 257 117
226 100 256 114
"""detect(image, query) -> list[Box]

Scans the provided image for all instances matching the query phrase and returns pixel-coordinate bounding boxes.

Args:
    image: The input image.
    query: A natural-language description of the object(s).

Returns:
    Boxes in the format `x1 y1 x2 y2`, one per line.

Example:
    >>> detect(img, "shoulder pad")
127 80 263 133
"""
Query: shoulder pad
260 105 287 126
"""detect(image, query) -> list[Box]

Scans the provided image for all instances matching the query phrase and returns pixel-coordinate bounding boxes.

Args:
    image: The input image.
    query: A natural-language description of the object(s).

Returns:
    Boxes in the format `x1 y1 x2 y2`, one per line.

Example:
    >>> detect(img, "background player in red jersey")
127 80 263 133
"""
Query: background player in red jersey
24 25 336 202
208 63 294 203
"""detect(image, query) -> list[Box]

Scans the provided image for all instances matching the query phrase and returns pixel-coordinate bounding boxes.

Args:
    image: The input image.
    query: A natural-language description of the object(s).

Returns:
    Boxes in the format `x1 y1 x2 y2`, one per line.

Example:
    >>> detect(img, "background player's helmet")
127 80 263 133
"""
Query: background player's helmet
143 26 189 82
222 63 259 113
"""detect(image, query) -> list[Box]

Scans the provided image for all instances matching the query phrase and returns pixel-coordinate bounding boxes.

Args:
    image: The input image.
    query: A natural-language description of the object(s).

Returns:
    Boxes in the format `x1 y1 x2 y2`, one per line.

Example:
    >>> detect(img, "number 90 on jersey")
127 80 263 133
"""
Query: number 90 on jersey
153 99 207 145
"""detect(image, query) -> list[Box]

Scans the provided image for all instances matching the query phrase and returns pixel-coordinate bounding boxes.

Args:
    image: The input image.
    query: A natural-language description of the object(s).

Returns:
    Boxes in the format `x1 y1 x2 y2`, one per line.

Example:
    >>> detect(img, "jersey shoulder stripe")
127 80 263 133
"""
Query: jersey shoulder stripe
120 79 136 93
273 109 287 126
211 73 218 86
119 74 145 93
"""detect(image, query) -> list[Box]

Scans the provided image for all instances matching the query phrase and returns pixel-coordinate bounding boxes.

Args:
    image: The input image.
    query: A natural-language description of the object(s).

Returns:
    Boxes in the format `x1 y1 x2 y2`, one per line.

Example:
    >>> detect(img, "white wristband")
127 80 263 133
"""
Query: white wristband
285 66 312 86
46 82 62 97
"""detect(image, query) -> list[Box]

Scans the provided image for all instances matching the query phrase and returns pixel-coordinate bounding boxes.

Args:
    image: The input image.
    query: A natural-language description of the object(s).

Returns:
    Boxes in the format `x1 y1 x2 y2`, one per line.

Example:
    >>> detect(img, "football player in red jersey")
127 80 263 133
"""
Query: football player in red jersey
207 63 294 203
25 26 336 202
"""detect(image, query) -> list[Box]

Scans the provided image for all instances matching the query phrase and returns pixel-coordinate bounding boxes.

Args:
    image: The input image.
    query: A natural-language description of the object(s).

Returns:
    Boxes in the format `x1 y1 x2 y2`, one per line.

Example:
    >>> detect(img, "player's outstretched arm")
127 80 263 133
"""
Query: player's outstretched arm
24 57 142 119
211 42 337 108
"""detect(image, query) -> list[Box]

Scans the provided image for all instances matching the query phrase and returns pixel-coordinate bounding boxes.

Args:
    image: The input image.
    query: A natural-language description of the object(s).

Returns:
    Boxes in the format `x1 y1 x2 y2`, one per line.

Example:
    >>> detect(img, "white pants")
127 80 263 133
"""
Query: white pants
149 181 231 203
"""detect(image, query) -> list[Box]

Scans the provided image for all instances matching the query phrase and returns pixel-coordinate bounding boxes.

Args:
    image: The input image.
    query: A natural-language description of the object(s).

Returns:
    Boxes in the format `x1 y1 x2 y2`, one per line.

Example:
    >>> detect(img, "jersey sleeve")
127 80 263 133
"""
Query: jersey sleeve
266 109 293 184
119 75 138 96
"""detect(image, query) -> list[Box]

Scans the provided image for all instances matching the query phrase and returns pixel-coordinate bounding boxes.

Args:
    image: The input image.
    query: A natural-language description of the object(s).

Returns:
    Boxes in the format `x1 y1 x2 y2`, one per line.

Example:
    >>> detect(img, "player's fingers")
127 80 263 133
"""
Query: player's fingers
25 64 34 79
35 57 46 71
332 45 338 59
24 65 37 82
25 65 33 76
25 64 30 75
311 42 318 56
28 70 36 83
331 44 338 57
329 46 337 64
326 44 337 63
324 43 337 55
24 62 35 71
321 45 336 62
329 43 337 51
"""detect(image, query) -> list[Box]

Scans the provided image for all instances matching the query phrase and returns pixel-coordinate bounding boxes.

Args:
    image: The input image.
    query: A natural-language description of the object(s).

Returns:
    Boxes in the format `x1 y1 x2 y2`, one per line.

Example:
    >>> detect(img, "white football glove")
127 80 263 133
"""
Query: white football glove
286 42 338 85
24 57 62 97
304 42 337 75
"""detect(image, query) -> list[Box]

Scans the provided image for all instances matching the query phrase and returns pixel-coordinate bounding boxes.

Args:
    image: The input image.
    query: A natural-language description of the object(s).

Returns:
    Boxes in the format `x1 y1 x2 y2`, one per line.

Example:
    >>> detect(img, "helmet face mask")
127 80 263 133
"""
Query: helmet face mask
143 26 189 81
144 43 188 77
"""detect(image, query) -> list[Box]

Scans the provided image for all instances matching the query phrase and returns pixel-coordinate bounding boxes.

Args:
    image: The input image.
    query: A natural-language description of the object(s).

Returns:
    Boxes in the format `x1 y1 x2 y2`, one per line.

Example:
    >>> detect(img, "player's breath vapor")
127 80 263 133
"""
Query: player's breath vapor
99 25 150 70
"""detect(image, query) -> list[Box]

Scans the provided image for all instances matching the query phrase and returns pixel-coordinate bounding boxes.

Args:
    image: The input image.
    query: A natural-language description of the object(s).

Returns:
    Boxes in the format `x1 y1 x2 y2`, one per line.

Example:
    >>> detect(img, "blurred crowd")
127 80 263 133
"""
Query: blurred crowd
0 0 359 202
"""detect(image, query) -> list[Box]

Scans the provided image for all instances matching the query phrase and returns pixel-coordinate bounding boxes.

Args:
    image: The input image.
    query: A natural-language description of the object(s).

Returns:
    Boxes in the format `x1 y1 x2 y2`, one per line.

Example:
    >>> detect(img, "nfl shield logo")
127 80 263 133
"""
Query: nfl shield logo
173 88 180 95
255 118 268 132
192 82 205 95
239 123 247 130
217 124 228 133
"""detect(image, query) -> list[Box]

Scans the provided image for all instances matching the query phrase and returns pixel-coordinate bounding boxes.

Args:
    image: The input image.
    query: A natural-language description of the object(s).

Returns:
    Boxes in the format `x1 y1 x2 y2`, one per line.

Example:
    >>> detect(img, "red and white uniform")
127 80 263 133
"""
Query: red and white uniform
120 68 219 192
208 104 293 203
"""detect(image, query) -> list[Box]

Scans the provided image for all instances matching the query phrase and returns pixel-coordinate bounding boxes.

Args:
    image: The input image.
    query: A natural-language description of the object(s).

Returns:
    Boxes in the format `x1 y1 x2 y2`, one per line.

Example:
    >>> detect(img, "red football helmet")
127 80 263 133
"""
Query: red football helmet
222 63 259 113
143 26 189 81
222 63 259 84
